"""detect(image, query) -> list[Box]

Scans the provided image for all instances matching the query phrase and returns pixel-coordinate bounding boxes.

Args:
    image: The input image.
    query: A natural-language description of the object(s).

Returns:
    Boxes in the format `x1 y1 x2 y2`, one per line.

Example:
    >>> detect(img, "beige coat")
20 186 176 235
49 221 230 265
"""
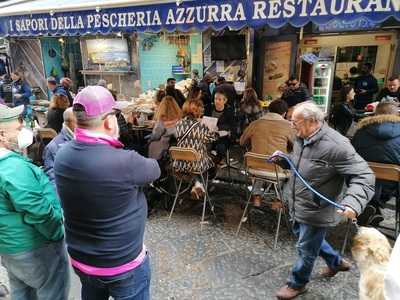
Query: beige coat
240 112 294 155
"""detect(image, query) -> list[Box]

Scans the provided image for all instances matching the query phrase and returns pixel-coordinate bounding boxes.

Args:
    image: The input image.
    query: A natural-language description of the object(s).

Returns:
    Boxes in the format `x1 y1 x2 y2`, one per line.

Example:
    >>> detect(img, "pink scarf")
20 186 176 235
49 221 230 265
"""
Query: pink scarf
74 128 124 148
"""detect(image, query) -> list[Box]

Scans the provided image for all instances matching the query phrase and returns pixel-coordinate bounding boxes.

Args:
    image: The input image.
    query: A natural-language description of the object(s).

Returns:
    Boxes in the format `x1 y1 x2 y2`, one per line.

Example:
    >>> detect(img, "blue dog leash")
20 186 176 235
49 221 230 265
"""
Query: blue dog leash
267 152 346 212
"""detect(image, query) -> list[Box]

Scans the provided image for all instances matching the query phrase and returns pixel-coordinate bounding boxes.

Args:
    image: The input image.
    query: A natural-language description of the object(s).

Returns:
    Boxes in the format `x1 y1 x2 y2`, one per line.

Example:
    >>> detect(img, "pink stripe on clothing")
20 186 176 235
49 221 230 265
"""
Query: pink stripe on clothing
71 246 147 276
74 128 124 148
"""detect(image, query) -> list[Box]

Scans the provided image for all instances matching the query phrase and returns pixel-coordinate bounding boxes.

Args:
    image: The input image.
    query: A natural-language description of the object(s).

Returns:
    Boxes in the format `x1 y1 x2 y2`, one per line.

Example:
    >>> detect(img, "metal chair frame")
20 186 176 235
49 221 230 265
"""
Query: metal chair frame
236 152 289 249
368 162 400 237
168 146 216 231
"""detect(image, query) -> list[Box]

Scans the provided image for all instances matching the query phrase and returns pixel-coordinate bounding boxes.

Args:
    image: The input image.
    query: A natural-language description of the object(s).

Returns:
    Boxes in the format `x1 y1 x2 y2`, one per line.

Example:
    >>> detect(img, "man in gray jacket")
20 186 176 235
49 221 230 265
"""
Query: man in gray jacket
275 102 375 300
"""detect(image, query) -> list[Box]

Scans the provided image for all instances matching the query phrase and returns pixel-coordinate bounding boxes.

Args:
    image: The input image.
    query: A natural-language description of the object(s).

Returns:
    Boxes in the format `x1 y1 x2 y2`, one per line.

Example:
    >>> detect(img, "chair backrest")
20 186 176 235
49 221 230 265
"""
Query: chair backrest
169 146 201 162
244 152 283 173
36 128 57 141
368 162 400 182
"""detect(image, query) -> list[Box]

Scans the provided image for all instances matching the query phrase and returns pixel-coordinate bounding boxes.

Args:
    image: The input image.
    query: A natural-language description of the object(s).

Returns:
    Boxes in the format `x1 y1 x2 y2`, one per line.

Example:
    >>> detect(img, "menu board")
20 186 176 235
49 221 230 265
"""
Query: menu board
263 41 292 100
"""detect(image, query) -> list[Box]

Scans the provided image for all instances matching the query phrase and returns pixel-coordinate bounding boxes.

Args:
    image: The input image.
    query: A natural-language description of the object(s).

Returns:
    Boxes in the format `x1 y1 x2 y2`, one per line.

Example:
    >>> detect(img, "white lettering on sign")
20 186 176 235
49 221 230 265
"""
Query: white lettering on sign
234 3 246 20
311 0 328 16
283 0 296 18
345 0 364 13
253 1 267 19
268 0 281 18
4 0 400 36
330 0 345 15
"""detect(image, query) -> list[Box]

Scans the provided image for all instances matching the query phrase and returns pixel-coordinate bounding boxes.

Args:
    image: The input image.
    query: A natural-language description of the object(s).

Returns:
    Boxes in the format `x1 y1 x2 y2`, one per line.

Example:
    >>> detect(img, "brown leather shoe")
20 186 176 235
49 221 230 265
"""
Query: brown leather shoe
320 259 352 278
276 285 307 299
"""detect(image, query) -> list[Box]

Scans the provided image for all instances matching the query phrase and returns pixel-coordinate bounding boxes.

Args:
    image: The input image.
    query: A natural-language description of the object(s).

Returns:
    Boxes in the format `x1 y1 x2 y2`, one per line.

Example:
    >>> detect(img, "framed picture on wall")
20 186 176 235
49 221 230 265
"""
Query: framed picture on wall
85 38 131 70
263 41 292 100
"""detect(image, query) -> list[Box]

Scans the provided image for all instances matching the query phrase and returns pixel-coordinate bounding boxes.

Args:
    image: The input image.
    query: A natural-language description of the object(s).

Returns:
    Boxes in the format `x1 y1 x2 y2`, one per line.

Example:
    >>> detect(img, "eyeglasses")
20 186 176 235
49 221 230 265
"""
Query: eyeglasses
291 118 305 127
288 82 298 87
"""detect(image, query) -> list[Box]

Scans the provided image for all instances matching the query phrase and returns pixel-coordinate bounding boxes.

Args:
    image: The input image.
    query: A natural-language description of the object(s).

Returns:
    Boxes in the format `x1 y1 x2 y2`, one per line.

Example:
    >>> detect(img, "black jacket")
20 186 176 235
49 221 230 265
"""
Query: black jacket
281 84 312 108
376 87 400 102
46 108 65 133
166 87 186 107
354 74 379 109
206 105 235 133
331 102 354 135
352 114 400 165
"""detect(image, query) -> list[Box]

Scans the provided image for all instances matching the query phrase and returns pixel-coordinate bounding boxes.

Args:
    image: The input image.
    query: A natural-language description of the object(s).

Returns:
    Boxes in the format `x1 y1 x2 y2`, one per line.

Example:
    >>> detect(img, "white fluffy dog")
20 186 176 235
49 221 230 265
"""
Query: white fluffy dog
351 227 392 300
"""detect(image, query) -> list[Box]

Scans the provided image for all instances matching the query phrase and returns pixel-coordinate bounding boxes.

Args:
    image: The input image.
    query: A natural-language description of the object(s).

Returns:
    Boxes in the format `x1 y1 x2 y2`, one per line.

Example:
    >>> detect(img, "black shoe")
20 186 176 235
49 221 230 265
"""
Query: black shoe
369 214 384 227
358 205 376 226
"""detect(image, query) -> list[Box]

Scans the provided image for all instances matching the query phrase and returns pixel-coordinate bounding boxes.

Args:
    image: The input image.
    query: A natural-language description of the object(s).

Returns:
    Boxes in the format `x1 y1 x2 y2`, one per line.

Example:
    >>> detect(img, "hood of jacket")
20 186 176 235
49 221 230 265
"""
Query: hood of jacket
260 112 286 121
356 114 400 140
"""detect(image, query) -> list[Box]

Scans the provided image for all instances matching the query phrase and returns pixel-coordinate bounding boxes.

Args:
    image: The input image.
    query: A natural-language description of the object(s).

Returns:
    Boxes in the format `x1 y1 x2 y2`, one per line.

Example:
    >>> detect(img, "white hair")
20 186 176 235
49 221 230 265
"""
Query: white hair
63 107 74 123
293 101 325 122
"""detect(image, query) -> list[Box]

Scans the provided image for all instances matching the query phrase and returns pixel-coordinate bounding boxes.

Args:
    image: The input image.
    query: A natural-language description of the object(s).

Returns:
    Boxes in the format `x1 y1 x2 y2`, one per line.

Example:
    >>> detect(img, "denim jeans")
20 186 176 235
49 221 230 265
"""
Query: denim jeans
1 240 70 300
288 222 342 288
74 254 151 300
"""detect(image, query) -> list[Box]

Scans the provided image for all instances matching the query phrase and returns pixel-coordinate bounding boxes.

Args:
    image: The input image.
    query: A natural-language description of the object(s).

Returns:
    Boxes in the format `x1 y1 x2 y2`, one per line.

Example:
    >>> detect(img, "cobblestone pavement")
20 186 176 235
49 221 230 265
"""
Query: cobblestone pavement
145 186 361 300
2 177 395 300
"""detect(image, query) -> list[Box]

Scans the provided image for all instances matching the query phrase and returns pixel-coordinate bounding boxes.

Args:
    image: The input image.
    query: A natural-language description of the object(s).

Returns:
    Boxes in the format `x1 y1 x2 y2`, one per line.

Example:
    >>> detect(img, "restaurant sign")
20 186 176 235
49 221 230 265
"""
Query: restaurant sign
0 0 399 36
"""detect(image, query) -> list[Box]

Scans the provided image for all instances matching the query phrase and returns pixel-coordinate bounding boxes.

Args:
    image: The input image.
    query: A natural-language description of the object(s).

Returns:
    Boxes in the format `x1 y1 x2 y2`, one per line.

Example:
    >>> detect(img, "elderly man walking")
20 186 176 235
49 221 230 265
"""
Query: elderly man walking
54 86 160 300
275 102 375 299
0 104 69 300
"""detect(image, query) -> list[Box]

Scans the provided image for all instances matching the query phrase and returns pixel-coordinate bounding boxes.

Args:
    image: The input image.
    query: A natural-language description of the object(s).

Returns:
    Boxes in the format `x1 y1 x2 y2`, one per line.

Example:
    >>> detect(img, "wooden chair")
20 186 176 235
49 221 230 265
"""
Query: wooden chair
342 162 400 254
236 152 290 249
369 162 400 237
168 146 215 231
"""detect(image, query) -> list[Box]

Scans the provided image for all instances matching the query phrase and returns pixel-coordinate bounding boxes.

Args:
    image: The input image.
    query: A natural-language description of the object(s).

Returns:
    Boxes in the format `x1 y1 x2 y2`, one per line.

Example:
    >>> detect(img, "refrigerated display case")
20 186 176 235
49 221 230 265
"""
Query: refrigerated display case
311 60 335 114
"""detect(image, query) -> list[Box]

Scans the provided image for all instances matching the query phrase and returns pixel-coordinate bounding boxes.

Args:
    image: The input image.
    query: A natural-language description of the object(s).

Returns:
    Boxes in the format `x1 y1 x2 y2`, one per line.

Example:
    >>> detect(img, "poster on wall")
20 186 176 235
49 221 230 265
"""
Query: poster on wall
263 41 292 100
86 38 130 70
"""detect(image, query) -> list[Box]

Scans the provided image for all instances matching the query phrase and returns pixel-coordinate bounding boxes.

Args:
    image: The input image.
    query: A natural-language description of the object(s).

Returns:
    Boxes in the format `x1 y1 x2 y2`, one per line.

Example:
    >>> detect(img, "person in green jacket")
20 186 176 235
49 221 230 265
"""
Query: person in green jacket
0 104 69 300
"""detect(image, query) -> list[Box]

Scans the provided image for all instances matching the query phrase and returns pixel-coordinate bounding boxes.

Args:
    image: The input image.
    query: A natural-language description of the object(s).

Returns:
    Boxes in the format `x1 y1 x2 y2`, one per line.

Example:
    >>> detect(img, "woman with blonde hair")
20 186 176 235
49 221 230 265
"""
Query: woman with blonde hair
148 96 182 160
174 99 218 199
46 90 70 133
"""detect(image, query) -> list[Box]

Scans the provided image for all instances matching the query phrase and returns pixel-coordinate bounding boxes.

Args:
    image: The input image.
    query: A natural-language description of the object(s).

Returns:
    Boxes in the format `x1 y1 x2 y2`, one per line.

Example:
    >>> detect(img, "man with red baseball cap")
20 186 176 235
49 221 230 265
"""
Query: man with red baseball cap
54 86 160 300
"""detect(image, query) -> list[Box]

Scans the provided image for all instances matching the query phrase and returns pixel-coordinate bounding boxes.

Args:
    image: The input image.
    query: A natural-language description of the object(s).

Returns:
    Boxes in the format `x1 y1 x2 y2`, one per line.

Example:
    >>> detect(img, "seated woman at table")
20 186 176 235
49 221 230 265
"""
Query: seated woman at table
206 91 235 163
331 85 356 136
46 90 70 133
174 99 218 199
148 96 182 160
239 88 262 130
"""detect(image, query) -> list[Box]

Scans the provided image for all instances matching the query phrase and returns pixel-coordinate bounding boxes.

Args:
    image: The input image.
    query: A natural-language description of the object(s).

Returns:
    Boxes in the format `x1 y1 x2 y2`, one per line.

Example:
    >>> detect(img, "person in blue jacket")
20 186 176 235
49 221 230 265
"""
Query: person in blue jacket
353 100 400 225
43 107 76 187
11 71 31 114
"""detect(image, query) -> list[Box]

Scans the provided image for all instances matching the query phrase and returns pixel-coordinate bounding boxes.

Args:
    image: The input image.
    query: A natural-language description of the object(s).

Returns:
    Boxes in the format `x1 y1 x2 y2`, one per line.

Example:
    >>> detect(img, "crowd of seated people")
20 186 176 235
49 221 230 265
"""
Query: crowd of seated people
17 71 399 232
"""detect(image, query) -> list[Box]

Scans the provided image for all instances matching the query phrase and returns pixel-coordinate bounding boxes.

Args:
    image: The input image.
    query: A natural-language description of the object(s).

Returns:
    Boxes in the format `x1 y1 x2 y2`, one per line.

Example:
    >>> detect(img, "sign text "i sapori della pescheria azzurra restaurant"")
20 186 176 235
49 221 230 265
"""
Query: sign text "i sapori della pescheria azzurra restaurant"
0 0 399 36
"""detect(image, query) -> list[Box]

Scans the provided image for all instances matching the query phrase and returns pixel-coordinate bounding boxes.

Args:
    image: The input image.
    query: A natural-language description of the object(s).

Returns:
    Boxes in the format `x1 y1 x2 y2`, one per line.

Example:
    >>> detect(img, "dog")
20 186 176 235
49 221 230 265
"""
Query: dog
351 227 392 300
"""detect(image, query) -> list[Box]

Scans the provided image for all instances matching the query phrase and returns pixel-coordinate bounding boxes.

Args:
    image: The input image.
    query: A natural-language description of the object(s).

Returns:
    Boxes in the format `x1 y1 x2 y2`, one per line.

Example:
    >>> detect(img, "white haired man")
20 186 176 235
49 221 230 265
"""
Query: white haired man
43 107 76 186
0 104 69 300
274 102 375 299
